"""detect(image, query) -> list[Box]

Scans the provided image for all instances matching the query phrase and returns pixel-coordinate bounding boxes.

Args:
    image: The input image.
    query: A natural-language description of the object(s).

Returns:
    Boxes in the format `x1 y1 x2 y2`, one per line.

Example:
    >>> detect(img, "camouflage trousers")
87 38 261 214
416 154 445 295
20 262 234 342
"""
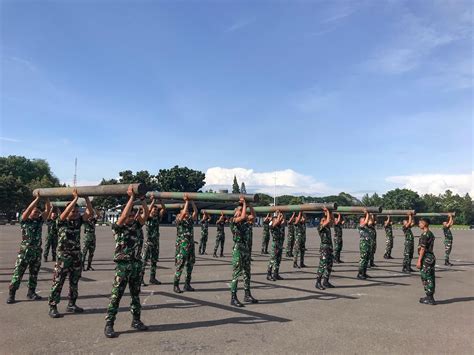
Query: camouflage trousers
44 234 58 260
141 241 159 279
199 231 208 254
175 236 195 284
358 238 370 273
286 232 295 256
384 236 394 256
48 254 82 306
420 253 436 296
333 236 343 260
9 247 42 291
230 242 251 293
105 260 142 322
293 236 306 264
316 246 333 279
247 233 253 257
444 237 453 262
261 231 270 252
369 235 377 263
403 239 414 268
82 234 96 267
214 233 225 255
268 237 284 273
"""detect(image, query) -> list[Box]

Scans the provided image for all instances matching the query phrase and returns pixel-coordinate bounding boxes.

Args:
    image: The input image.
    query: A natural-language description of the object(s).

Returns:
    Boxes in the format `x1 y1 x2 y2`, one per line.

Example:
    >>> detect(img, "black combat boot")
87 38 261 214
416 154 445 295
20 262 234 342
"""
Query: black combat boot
66 302 84 313
293 261 300 269
184 282 195 292
408 266 415 272
388 254 394 259
173 281 183 294
383 254 389 259
322 277 335 288
300 254 306 268
87 260 94 271
220 248 224 258
266 268 275 281
230 292 244 307
149 274 161 285
49 305 61 318
274 270 284 280
363 271 371 278
357 272 366 280
445 260 453 266
315 277 325 290
52 255 57 262
243 289 258 304
6 289 16 304
27 288 42 300
104 321 117 338
44 255 48 262
213 250 218 258
402 266 409 274
131 315 149 331
420 294 436 305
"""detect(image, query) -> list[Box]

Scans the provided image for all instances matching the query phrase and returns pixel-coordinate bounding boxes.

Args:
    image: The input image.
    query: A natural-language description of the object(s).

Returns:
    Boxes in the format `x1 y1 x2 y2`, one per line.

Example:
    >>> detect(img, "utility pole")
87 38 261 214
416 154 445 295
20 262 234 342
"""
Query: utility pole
273 172 277 206
73 157 77 187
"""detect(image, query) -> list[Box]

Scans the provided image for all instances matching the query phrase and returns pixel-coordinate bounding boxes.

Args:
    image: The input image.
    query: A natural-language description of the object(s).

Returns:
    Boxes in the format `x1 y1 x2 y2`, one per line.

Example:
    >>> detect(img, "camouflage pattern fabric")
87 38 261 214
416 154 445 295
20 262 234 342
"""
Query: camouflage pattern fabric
316 225 333 278
261 220 270 252
230 221 251 292
214 220 225 255
368 225 377 264
333 223 343 260
268 223 284 274
199 220 209 254
141 216 160 278
286 223 295 256
82 217 97 267
293 223 305 264
44 217 58 260
384 224 393 256
246 222 253 256
402 226 415 268
443 226 453 262
175 216 195 284
358 226 371 274
419 230 436 296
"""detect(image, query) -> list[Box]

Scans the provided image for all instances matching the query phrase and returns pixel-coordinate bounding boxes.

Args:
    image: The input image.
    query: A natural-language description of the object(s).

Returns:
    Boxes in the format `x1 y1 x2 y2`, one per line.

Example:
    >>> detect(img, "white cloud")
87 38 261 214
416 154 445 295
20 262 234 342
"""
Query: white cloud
204 167 336 196
293 87 339 113
225 18 255 33
386 172 474 196
0 137 21 143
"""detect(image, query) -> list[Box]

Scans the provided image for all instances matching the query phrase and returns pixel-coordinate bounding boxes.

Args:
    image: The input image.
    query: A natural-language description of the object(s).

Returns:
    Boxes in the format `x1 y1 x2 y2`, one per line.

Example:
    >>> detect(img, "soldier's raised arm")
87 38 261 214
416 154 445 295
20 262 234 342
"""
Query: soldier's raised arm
60 189 79 221
41 198 52 221
22 194 40 220
117 185 135 226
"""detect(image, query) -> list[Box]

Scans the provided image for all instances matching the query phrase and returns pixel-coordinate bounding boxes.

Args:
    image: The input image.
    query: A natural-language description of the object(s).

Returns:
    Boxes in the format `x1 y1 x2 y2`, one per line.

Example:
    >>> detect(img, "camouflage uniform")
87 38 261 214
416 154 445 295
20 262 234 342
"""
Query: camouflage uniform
419 230 436 297
174 216 195 286
368 224 377 266
141 215 160 280
44 217 58 261
261 219 270 253
358 225 371 276
82 217 97 269
442 226 453 263
286 223 295 257
199 220 209 255
9 217 44 292
333 223 343 262
267 222 284 275
105 221 143 323
316 225 333 279
293 222 305 266
246 222 253 257
214 220 225 256
402 225 414 270
383 224 394 258
230 220 251 293
48 217 83 306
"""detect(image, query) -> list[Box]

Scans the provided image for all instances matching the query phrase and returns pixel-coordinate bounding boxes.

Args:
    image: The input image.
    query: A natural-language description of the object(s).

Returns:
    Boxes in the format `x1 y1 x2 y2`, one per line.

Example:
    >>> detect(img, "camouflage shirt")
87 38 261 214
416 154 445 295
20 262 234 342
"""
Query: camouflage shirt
358 225 370 241
84 217 97 236
177 216 194 239
334 224 343 238
216 220 225 236
384 224 393 238
295 223 304 239
111 220 143 262
231 220 248 244
419 230 435 254
442 226 453 240
263 220 270 236
288 223 295 237
20 217 44 249
57 217 83 257
46 217 58 238
146 215 160 243
270 222 283 240
201 220 209 233
318 225 332 247
402 226 414 242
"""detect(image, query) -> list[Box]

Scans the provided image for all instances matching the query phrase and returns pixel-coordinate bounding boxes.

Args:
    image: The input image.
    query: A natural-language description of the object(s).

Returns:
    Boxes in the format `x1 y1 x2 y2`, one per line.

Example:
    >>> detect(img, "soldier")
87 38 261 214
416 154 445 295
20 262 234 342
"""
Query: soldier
174 195 198 293
286 213 296 257
443 213 454 266
402 213 415 273
293 212 307 268
44 208 59 262
368 214 377 267
82 208 99 271
230 199 258 307
247 213 255 260
141 197 166 286
199 211 211 255
357 210 371 280
266 211 285 281
104 186 149 338
333 213 344 263
48 190 94 318
7 193 51 304
383 215 394 259
261 213 271 254
213 212 226 258
416 218 436 305
315 208 335 290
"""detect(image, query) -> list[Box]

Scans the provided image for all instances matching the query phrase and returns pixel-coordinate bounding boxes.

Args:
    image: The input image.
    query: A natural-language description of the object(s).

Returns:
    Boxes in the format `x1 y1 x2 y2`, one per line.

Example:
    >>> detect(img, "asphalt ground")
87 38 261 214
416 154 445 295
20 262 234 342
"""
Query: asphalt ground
0 224 473 354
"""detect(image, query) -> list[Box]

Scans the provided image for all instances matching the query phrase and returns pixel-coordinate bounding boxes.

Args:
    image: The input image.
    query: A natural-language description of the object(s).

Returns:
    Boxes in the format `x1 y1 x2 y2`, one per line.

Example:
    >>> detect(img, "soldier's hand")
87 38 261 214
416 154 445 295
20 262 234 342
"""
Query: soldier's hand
183 193 189 201
127 185 135 197
416 261 421 270
72 188 79 198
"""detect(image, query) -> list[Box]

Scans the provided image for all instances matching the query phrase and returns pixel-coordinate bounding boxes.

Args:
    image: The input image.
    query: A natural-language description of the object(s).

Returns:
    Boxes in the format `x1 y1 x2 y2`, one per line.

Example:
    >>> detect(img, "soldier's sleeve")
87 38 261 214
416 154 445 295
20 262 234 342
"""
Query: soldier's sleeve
419 233 428 248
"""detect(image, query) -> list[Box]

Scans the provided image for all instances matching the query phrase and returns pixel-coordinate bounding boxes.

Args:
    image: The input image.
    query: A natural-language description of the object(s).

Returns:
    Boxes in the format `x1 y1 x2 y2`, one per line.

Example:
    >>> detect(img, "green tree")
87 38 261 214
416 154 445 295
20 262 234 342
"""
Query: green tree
382 188 423 210
232 175 240 194
156 165 205 192
255 193 273 206
240 182 247 194
92 178 122 210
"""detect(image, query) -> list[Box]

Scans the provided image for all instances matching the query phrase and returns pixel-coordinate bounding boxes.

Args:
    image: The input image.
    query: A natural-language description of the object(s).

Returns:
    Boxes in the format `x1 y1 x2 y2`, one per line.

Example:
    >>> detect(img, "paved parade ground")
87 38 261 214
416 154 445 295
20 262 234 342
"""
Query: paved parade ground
0 224 473 354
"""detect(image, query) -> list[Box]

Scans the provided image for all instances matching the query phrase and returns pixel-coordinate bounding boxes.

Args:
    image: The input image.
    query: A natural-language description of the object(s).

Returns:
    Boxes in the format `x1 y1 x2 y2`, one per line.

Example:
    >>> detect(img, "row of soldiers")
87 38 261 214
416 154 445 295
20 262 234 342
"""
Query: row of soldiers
5 186 455 337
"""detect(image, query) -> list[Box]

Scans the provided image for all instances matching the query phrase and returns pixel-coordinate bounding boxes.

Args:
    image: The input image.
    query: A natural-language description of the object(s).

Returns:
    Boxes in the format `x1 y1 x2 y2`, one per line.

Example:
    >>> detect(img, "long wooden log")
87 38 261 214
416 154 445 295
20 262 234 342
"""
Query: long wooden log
33 184 146 197
146 191 258 203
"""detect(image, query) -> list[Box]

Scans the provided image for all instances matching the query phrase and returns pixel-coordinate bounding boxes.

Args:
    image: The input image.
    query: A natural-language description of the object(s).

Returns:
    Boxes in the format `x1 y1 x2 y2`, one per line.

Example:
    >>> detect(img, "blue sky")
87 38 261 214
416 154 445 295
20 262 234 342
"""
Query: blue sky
1 0 472 197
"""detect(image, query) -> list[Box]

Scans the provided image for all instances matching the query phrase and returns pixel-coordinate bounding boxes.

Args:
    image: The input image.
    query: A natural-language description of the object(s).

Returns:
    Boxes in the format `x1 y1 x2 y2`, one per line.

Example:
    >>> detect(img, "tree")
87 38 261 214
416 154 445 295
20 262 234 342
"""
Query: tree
240 182 247 194
362 193 383 207
92 178 122 210
255 193 273 206
382 188 423 210
232 175 240 194
156 166 205 192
